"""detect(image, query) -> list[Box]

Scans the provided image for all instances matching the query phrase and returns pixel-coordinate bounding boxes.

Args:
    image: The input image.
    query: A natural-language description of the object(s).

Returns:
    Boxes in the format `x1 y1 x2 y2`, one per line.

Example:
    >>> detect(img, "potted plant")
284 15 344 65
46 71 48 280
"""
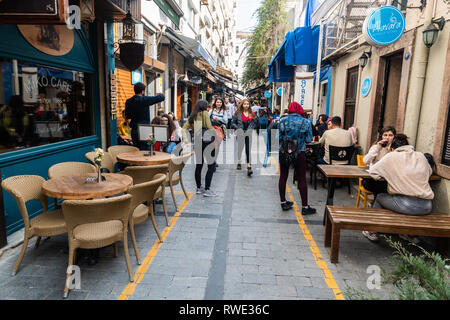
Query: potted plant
145 134 156 156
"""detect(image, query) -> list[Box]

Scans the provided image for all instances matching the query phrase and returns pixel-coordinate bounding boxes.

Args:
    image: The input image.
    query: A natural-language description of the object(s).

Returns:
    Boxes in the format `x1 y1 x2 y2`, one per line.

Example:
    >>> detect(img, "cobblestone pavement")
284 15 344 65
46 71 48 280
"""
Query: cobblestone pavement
0 134 439 300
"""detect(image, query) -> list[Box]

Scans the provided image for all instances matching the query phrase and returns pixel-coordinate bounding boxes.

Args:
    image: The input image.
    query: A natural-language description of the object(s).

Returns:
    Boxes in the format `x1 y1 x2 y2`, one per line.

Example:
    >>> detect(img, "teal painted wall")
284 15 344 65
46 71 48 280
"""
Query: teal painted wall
0 24 102 236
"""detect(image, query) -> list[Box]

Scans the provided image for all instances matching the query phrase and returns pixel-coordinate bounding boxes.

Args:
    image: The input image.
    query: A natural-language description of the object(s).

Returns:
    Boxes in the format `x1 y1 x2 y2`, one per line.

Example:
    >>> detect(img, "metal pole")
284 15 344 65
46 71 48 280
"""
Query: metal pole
313 19 324 123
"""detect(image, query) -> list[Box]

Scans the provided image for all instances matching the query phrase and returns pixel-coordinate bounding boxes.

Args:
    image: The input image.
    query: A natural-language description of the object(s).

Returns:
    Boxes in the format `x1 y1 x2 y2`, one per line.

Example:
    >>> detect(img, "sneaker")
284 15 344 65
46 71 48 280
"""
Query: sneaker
203 189 218 197
281 201 294 211
362 231 380 242
399 234 420 244
236 163 242 170
196 187 205 194
247 166 253 177
301 206 317 215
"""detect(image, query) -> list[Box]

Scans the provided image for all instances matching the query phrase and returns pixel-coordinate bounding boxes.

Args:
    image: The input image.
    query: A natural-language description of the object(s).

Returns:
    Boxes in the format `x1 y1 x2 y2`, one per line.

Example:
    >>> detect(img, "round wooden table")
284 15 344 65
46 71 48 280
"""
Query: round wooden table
42 173 133 200
116 151 173 166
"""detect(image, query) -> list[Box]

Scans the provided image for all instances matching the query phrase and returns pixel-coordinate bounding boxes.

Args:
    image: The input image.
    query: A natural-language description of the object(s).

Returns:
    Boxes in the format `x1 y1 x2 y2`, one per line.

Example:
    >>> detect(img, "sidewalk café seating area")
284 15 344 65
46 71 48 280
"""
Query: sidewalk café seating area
1 149 194 298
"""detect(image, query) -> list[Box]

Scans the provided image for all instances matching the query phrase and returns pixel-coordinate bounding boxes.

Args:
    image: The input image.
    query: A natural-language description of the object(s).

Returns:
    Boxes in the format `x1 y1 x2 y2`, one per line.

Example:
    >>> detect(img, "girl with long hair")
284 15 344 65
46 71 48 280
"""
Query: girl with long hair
232 98 258 176
182 100 217 197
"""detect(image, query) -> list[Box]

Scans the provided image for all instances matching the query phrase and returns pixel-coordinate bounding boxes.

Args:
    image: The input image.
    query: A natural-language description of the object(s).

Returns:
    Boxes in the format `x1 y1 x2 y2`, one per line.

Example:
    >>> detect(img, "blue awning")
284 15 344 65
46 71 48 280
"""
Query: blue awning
268 25 320 83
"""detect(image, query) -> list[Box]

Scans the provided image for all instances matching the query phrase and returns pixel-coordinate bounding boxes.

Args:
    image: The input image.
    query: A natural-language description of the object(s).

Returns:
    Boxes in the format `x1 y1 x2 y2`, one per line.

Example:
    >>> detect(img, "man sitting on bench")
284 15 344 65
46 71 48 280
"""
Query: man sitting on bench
363 134 435 244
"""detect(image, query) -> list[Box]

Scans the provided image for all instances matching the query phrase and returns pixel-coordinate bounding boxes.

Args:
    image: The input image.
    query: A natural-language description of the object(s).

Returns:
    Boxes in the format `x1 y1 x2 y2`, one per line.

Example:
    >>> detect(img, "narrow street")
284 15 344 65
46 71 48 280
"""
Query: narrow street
0 134 397 300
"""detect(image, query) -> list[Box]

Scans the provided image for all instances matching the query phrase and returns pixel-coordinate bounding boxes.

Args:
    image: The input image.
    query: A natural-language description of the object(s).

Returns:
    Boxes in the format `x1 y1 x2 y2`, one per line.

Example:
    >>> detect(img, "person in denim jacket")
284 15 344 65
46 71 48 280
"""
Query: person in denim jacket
278 102 316 215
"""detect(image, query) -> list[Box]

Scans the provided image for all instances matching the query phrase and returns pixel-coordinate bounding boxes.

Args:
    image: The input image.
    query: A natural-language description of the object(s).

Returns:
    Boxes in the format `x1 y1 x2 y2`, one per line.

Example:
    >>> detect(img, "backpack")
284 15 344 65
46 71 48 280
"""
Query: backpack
279 117 306 166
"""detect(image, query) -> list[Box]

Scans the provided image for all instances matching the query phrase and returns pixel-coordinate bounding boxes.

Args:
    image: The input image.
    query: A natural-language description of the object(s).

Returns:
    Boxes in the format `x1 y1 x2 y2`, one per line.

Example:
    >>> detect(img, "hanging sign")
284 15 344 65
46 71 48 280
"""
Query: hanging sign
276 87 285 96
131 69 142 84
265 90 272 98
294 72 314 111
363 6 405 46
21 67 39 103
361 77 372 97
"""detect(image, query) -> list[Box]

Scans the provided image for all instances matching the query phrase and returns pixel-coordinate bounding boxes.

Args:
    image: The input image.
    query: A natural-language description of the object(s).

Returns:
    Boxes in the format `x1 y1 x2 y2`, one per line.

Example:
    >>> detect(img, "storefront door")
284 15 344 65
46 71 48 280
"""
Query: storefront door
344 67 358 129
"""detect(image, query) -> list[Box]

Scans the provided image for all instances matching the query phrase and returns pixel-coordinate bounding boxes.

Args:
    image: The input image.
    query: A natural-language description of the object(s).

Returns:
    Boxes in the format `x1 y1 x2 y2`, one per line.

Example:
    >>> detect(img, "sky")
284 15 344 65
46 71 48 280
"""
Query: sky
235 0 263 32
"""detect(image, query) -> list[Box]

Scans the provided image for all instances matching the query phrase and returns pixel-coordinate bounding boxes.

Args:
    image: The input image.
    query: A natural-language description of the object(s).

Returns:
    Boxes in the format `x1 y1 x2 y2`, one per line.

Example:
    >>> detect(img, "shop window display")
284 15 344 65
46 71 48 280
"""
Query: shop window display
0 58 94 153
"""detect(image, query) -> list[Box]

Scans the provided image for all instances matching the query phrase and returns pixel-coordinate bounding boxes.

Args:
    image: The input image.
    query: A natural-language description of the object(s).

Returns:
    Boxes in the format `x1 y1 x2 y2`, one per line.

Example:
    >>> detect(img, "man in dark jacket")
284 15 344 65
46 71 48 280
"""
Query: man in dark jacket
125 82 165 150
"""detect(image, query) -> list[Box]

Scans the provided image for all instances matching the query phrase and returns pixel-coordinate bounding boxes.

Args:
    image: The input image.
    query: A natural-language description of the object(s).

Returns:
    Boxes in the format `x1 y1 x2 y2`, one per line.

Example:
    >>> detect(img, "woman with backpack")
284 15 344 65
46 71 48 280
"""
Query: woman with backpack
232 98 258 176
278 102 316 214
182 100 218 197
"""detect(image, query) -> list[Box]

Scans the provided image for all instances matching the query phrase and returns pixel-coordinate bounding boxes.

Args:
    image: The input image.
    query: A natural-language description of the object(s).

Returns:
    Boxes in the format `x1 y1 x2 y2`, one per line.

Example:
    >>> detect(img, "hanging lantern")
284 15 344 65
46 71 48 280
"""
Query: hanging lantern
121 11 138 42
118 10 145 71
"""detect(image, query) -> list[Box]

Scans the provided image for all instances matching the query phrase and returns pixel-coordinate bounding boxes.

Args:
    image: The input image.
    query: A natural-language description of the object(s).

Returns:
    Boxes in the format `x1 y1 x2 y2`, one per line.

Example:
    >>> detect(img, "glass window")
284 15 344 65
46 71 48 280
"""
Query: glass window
0 58 94 154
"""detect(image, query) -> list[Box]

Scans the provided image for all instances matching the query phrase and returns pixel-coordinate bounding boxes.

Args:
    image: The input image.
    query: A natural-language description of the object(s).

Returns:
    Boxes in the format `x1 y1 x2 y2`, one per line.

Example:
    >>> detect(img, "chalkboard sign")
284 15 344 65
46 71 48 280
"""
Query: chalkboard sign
0 0 67 24
442 104 450 166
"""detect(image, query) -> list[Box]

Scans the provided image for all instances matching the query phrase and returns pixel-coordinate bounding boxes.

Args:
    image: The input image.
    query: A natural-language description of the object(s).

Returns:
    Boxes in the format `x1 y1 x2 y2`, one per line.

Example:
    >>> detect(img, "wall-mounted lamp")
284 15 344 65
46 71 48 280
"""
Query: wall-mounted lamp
359 47 372 69
423 17 446 48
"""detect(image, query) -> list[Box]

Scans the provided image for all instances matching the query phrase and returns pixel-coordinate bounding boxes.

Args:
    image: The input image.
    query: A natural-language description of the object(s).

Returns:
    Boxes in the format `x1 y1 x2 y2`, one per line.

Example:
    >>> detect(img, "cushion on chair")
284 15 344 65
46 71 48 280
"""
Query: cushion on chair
73 220 123 242
30 210 67 236
132 204 149 225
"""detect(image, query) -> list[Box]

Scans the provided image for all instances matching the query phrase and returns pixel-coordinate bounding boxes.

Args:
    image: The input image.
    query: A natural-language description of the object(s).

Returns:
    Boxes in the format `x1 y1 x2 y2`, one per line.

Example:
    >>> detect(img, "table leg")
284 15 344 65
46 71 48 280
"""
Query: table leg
330 224 340 264
324 209 332 248
322 177 336 225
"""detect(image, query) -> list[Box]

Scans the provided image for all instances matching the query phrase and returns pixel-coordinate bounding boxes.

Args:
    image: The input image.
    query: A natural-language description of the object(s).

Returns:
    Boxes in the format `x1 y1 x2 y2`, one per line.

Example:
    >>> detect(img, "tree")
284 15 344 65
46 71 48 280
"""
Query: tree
242 0 288 90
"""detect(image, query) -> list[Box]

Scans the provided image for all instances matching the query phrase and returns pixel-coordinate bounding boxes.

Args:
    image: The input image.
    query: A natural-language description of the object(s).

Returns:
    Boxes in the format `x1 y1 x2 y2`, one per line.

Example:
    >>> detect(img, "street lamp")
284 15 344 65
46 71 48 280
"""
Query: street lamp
359 47 372 69
423 17 446 48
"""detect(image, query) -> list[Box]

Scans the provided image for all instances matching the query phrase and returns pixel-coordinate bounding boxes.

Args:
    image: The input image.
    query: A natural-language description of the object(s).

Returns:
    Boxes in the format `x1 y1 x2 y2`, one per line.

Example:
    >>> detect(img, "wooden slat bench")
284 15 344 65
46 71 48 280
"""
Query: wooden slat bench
324 206 450 263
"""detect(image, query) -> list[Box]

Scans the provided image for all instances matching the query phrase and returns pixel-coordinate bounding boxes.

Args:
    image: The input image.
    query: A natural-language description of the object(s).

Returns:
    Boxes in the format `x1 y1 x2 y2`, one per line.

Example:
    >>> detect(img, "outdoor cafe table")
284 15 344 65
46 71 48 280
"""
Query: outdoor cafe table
317 164 441 224
41 173 133 200
116 151 173 166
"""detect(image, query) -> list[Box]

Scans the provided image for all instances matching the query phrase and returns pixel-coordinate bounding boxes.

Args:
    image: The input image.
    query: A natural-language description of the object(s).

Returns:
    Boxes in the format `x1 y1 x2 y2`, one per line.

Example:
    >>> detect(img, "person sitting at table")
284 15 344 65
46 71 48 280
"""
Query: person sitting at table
361 126 397 197
318 116 353 165
362 134 435 243
160 114 178 154
315 114 328 138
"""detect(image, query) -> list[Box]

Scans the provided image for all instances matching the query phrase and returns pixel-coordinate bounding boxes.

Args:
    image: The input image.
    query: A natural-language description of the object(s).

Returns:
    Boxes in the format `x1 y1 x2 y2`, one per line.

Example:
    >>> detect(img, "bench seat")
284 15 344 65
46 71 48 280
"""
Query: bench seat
324 206 450 263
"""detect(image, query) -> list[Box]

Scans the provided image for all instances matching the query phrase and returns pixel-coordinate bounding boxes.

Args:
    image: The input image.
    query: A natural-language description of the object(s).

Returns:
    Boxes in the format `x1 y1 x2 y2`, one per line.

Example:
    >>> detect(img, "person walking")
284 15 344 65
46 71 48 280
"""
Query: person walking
182 100 218 197
232 98 258 177
125 82 165 150
278 102 317 214
225 96 236 130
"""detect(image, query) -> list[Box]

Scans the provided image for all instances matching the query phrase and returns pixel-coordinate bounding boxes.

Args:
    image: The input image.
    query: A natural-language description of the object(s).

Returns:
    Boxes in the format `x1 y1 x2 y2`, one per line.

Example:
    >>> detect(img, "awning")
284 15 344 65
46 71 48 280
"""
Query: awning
165 28 216 70
268 25 320 83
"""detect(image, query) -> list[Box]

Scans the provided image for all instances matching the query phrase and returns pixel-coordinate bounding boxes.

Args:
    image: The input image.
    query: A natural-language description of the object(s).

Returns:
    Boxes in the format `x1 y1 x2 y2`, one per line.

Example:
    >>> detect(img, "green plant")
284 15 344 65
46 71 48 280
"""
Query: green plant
344 236 450 300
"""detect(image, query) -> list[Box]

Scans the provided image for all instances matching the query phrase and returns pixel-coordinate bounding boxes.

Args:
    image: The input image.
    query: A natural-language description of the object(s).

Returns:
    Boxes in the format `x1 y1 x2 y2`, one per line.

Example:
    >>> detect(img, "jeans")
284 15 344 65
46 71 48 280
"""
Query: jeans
373 193 432 216
195 141 216 190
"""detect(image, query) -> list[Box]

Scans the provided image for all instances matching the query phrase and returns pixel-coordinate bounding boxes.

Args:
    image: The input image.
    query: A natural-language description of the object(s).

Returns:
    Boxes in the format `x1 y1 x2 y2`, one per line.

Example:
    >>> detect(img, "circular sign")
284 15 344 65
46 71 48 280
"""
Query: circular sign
265 90 272 98
361 77 372 97
363 6 405 46
18 25 74 56
276 87 285 96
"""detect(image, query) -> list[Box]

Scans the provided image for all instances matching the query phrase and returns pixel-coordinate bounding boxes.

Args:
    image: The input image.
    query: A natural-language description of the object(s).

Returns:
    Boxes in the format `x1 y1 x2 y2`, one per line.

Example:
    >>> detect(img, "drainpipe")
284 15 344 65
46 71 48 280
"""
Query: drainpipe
404 0 435 147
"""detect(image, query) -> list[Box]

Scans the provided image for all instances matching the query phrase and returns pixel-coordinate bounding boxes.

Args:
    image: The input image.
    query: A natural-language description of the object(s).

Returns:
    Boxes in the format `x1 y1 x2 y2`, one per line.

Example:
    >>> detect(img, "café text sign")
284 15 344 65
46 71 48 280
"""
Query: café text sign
363 6 405 47
294 72 314 111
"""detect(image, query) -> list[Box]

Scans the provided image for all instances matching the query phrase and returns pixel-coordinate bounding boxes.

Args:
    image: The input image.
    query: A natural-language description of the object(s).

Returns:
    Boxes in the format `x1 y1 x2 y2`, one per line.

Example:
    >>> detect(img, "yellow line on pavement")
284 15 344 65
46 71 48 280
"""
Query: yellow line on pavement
271 156 344 300
118 193 193 300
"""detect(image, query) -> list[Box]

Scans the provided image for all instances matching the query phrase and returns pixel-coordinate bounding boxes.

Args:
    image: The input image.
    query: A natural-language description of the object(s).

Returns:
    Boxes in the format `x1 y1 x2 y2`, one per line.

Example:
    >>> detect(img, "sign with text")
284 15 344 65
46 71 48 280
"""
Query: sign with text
0 0 68 24
363 6 405 46
294 72 314 111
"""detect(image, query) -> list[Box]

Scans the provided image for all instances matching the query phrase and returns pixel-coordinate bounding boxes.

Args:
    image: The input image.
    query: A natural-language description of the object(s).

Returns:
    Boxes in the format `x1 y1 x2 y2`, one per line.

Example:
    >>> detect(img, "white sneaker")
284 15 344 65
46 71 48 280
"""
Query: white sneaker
203 189 217 197
196 187 205 194
399 234 420 244
362 231 380 242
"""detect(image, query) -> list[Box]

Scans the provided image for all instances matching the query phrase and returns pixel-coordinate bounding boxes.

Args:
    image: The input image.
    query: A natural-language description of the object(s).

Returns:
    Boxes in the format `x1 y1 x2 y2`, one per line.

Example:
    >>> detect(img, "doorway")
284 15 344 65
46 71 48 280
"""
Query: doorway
344 67 359 129
378 52 403 133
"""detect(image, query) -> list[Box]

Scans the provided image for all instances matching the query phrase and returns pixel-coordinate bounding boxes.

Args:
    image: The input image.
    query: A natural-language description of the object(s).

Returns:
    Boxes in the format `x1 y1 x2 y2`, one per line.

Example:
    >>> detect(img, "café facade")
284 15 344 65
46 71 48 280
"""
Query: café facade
0 0 142 247
324 1 450 213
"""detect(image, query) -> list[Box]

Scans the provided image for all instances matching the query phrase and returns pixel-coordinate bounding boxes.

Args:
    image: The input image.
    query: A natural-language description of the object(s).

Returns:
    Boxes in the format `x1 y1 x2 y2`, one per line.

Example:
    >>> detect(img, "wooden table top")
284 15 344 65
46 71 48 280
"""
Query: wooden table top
116 151 173 166
42 173 133 200
318 165 441 181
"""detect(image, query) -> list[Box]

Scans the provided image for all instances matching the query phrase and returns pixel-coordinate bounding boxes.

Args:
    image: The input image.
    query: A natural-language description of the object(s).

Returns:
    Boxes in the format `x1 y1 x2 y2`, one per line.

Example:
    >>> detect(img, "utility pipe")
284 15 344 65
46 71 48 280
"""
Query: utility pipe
403 0 435 147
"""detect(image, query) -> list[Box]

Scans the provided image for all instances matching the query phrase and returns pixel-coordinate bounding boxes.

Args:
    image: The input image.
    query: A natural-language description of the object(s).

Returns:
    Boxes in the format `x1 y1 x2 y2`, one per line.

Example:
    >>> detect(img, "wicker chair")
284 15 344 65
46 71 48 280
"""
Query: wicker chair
48 162 97 179
167 152 194 212
1 175 67 275
127 174 167 265
84 152 115 173
124 164 170 226
61 194 133 298
108 145 139 166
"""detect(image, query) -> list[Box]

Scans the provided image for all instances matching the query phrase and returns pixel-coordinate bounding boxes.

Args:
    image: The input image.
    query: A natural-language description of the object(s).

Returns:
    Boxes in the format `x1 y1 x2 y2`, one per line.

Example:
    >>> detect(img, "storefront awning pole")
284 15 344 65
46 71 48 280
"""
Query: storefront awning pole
312 19 324 123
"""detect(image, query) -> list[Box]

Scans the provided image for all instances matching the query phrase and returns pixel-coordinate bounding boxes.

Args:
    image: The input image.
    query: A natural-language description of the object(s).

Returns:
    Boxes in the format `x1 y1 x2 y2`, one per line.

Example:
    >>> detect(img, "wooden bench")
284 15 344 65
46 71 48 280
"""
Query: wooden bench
324 206 450 263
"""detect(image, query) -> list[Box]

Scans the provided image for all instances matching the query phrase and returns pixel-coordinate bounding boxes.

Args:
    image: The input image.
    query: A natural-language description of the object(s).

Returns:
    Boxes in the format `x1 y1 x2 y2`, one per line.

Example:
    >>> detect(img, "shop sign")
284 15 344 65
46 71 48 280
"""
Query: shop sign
110 71 117 120
363 6 405 46
294 72 314 110
0 0 67 24
17 24 74 56
265 91 272 98
153 0 180 28
361 77 372 97
190 76 202 85
276 87 285 96
131 69 142 84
